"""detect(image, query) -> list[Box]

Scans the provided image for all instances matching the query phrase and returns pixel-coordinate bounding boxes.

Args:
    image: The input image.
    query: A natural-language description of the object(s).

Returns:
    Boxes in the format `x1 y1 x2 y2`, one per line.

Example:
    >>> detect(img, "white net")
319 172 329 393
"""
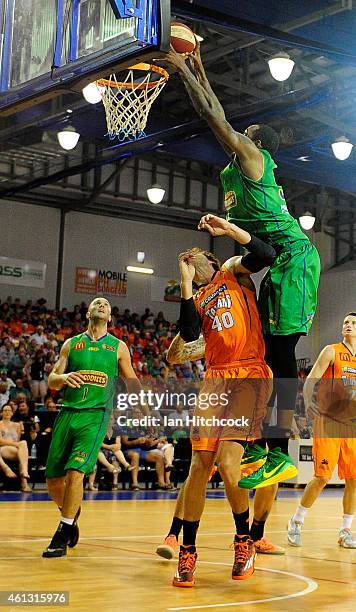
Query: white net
98 64 169 141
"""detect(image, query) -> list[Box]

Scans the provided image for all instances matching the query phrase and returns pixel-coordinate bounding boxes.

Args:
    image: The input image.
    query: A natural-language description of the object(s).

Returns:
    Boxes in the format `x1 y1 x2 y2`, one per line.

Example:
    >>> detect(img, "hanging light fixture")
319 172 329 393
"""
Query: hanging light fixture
126 266 154 274
268 52 295 82
82 82 105 104
299 211 316 230
57 126 80 150
331 136 353 161
147 184 165 204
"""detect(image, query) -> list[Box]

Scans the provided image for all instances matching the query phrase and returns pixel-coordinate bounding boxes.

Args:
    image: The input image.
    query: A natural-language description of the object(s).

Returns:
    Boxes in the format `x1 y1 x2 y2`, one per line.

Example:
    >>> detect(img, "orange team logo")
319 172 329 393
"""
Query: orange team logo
224 191 237 210
79 370 108 386
73 341 85 350
103 344 116 352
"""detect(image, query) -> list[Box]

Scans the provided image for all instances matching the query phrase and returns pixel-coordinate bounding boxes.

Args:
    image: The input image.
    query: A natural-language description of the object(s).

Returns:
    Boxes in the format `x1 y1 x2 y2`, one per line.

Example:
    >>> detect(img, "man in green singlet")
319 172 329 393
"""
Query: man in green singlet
159 43 320 453
43 297 144 558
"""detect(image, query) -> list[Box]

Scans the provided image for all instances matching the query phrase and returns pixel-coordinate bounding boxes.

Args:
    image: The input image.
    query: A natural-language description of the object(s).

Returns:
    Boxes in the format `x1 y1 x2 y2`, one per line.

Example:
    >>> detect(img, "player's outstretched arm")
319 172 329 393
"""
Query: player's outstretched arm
198 214 276 273
303 346 335 418
178 251 202 342
48 339 85 390
160 47 262 171
167 333 206 364
189 40 225 119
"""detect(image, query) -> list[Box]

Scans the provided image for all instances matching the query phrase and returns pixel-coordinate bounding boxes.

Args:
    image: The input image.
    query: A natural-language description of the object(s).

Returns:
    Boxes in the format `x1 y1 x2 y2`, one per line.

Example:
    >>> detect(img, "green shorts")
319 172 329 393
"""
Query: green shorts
258 239 320 335
46 407 110 478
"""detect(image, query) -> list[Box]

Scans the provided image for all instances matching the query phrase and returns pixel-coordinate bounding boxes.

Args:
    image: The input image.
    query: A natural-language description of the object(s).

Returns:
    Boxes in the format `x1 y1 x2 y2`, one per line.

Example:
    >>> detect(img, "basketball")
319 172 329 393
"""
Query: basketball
170 22 196 55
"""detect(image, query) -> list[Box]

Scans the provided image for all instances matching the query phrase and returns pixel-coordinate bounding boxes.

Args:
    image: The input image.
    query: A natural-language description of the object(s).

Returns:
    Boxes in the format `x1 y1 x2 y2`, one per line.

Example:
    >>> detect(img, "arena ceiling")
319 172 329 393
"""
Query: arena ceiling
1 0 356 243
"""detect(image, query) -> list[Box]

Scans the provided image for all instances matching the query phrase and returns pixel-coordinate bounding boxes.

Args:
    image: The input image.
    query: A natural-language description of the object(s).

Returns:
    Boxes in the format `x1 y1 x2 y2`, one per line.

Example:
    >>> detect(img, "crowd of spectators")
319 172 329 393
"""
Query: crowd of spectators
0 296 205 490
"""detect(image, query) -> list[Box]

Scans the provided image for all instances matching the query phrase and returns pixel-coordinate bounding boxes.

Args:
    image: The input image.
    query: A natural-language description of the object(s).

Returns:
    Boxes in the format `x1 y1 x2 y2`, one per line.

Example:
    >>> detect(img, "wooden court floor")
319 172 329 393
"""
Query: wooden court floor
1 490 355 612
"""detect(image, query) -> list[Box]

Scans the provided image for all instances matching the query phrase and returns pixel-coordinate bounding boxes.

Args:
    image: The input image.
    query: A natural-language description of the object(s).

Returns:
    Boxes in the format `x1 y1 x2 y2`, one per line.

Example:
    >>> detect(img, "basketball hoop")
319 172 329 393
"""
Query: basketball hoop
97 63 169 141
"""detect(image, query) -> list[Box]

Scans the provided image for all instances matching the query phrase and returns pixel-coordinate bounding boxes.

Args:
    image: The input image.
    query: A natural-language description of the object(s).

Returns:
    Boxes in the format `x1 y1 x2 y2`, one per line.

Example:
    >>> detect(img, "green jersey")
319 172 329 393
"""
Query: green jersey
221 149 307 247
62 332 120 410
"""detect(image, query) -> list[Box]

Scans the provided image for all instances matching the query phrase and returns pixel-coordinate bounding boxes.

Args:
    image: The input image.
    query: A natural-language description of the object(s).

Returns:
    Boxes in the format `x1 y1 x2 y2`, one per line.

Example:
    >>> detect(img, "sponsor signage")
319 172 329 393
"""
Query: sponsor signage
75 267 127 296
0 257 46 288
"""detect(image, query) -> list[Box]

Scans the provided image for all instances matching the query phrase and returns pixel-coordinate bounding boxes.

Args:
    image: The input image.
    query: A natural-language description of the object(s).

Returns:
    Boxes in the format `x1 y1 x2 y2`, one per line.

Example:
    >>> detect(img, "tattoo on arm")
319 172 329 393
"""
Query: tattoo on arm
168 334 205 364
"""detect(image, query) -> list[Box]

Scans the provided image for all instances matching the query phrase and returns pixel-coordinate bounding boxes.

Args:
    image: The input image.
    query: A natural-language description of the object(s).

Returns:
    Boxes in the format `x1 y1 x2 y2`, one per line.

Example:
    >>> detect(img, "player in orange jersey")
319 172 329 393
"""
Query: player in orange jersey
156 330 286 563
288 313 356 548
172 215 295 588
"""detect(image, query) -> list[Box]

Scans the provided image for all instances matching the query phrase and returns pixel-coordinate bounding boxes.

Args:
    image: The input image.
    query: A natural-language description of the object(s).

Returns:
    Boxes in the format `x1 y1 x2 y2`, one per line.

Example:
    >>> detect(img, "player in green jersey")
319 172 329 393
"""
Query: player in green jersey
42 297 144 558
159 43 320 452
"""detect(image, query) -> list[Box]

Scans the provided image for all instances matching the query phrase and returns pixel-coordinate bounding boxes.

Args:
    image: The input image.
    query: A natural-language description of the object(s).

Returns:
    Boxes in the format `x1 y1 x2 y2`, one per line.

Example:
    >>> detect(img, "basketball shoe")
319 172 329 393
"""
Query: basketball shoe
156 534 178 559
42 522 77 558
67 507 81 549
172 545 197 587
238 448 297 489
254 537 285 555
240 443 268 478
338 528 356 548
232 535 256 580
287 518 303 547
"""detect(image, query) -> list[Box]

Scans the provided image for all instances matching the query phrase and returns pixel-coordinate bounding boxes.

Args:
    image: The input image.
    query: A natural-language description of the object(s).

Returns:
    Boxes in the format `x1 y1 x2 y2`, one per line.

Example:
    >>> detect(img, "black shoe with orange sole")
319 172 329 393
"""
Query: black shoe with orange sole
172 545 197 587
232 535 256 580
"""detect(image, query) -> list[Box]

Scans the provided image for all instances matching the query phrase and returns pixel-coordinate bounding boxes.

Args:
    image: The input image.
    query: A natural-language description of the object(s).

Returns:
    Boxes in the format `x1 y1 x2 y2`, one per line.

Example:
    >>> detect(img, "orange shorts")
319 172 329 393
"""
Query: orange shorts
191 360 273 453
313 437 356 480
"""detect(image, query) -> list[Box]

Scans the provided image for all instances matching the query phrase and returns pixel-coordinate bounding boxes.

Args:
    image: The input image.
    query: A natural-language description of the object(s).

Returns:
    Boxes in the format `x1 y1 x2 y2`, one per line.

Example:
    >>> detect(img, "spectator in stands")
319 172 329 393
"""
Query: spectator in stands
0 339 15 368
24 349 48 403
9 347 28 375
12 400 39 450
296 416 311 439
9 378 31 403
0 381 10 409
0 403 31 491
44 398 57 411
168 402 189 427
30 325 47 346
0 368 15 392
121 412 169 491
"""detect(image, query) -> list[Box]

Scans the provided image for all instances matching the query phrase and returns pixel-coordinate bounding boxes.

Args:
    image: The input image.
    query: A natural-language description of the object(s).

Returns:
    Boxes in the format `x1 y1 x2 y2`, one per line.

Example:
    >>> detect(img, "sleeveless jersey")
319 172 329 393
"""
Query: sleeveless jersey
317 342 356 425
220 148 307 247
193 268 265 368
62 332 120 410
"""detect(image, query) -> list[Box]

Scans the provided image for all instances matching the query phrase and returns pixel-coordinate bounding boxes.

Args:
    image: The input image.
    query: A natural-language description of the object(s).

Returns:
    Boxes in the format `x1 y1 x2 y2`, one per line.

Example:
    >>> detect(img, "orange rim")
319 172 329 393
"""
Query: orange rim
97 63 169 90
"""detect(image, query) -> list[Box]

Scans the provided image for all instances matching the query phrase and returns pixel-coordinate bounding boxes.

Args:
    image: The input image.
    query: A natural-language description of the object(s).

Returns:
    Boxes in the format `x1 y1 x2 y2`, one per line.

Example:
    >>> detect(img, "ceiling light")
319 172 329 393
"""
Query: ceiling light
57 126 80 150
147 184 165 204
268 52 295 82
331 136 353 160
299 211 316 230
126 266 154 274
137 251 145 263
82 82 105 104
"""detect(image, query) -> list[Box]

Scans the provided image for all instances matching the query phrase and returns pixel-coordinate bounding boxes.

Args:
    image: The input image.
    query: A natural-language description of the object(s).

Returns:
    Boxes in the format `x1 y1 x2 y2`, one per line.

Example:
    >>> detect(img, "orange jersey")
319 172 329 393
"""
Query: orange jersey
193 267 265 368
316 342 356 428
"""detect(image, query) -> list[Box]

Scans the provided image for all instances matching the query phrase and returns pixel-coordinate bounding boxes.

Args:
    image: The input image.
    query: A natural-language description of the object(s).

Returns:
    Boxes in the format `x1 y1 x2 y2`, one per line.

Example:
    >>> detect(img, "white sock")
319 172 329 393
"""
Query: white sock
341 514 353 531
293 504 308 524
61 516 75 526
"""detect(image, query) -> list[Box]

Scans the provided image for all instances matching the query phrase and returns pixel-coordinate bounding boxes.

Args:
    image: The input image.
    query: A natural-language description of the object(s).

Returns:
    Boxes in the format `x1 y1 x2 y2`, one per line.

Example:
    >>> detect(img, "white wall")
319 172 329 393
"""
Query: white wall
0 200 60 306
61 211 209 317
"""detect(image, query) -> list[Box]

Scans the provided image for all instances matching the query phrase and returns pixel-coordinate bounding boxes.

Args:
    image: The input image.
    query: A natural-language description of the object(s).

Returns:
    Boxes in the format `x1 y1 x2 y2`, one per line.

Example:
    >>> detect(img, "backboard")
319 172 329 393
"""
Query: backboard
0 0 170 115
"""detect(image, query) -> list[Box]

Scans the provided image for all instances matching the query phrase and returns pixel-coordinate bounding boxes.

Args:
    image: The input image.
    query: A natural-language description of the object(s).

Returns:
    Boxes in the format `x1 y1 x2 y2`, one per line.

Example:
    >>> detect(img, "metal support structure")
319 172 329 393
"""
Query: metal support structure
55 208 66 310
